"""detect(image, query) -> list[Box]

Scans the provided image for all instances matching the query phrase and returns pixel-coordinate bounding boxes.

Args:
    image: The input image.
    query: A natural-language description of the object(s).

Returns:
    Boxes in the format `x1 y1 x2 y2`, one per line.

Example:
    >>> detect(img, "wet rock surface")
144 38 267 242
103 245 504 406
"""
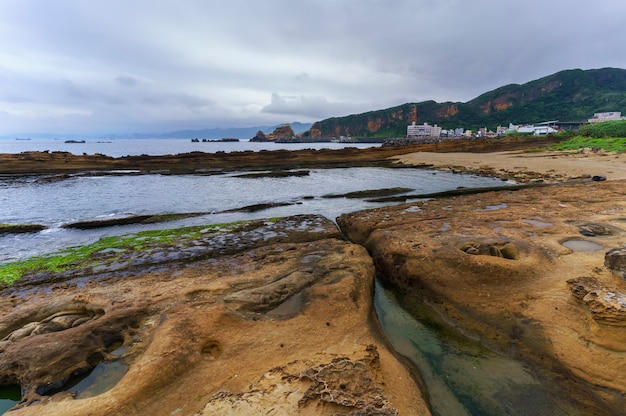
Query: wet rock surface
0 224 47 235
13 215 343 287
0 146 419 175
338 179 626 415
0 214 426 415
0 136 563 176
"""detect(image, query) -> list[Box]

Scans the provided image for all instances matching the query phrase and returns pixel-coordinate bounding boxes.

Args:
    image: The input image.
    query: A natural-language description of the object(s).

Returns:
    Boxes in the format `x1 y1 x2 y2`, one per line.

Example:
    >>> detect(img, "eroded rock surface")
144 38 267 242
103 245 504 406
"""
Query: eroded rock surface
568 276 626 326
0 215 427 415
338 180 626 415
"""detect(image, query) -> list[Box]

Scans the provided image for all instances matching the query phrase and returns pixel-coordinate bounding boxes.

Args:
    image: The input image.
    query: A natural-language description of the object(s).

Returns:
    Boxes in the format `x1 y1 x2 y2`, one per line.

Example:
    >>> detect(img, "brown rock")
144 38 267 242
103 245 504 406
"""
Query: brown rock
338 179 626 414
605 247 626 278
270 123 295 139
0 215 427 415
567 276 626 326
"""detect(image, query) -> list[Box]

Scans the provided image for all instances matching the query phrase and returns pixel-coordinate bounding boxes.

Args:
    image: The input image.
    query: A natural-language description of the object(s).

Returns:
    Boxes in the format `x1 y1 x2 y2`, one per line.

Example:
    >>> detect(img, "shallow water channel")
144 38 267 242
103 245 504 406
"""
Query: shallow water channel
0 386 20 414
374 279 583 416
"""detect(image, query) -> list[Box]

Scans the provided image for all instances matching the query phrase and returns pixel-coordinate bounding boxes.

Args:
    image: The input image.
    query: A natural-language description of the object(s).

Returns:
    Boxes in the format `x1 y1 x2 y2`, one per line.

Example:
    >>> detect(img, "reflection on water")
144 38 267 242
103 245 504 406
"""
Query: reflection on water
62 361 128 399
0 385 20 414
562 239 604 252
266 292 305 318
0 167 507 262
374 279 580 416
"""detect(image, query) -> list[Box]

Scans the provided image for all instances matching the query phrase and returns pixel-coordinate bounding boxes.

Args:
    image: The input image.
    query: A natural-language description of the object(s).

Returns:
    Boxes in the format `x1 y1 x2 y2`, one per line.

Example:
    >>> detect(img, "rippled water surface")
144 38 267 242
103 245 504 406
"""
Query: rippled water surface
0 167 505 262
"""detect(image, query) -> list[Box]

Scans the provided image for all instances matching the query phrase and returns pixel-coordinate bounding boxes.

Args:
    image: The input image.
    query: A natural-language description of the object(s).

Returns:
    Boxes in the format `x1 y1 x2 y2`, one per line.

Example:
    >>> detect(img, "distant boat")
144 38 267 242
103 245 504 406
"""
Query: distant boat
15 138 31 141
64 140 86 143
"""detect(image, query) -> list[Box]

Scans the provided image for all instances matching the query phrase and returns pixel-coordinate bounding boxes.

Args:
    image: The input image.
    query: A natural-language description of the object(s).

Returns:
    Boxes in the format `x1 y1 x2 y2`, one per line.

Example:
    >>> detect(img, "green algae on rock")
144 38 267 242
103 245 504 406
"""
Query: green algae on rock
0 215 340 286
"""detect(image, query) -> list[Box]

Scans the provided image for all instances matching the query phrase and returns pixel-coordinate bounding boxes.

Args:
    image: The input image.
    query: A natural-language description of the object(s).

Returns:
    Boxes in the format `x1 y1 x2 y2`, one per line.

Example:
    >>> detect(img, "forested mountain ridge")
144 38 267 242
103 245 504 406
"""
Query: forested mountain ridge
306 68 626 137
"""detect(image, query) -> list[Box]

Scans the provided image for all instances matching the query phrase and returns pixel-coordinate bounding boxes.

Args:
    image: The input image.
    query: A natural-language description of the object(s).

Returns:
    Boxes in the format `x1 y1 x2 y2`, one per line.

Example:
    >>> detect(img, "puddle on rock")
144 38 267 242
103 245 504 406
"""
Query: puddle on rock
562 239 604 252
266 292 304 318
477 203 508 212
0 385 21 415
110 346 129 357
522 219 553 228
374 279 583 416
62 361 128 399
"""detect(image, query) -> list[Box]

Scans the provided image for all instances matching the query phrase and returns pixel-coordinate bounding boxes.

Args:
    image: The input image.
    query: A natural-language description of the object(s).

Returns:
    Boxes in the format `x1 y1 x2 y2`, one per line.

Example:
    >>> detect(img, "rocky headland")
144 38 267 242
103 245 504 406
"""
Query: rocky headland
2 138 626 414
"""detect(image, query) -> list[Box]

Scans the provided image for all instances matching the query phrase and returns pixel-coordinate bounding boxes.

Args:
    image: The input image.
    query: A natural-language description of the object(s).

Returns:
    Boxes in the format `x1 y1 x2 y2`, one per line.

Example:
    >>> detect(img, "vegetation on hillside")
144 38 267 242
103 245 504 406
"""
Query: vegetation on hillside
550 136 626 153
550 120 626 153
577 120 626 137
308 68 626 137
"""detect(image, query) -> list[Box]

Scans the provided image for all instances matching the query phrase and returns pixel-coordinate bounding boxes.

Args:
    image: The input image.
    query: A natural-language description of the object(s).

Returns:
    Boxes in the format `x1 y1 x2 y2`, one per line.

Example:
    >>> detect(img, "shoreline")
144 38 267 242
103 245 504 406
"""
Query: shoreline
0 136 566 175
393 148 626 182
2 140 625 414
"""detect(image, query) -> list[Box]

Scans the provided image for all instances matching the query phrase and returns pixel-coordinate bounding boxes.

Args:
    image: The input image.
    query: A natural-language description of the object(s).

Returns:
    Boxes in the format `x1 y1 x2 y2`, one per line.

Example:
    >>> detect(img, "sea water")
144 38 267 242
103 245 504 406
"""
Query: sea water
0 166 505 262
0 138 376 157
374 280 582 415
2 140 544 413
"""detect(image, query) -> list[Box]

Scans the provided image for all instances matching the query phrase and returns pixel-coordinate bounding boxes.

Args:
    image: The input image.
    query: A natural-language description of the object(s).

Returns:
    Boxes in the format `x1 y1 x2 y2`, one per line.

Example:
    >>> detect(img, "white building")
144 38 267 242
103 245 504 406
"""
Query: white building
588 112 625 123
407 122 441 138
514 123 558 135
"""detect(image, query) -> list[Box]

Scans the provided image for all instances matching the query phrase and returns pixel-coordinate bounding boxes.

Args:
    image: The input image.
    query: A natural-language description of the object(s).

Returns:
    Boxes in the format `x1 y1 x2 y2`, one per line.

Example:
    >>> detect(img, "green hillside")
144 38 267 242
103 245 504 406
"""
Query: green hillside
306 68 626 138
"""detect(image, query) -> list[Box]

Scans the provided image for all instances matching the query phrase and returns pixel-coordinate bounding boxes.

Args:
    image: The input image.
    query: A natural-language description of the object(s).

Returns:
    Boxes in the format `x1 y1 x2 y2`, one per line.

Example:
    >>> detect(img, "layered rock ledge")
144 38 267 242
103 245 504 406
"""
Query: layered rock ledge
338 179 626 414
0 135 563 175
0 215 428 415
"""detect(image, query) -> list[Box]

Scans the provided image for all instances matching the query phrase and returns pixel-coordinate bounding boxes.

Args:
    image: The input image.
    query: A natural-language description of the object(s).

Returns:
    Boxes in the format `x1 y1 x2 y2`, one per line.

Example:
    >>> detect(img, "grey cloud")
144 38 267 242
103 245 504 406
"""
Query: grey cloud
139 92 217 109
115 76 140 87
1 0 625 135
262 93 361 119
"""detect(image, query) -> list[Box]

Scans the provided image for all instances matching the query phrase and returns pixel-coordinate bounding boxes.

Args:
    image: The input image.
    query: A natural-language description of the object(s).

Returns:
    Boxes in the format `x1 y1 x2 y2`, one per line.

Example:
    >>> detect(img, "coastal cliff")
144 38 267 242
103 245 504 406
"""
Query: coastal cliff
307 68 626 137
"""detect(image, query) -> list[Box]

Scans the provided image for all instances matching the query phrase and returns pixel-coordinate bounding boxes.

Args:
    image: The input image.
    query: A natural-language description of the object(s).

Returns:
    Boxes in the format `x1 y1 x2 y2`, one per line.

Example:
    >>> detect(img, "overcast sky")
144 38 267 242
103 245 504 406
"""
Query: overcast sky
1 0 625 135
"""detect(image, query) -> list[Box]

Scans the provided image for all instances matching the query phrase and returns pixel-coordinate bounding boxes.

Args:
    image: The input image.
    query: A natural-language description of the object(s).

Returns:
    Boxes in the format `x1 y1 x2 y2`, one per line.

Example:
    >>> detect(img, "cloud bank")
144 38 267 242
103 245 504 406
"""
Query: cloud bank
0 0 624 135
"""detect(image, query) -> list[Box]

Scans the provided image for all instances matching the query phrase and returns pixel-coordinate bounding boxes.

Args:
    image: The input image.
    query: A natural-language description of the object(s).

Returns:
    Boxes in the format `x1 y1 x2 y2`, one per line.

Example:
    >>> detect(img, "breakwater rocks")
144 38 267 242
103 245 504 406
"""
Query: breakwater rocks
0 215 427 415
338 179 626 414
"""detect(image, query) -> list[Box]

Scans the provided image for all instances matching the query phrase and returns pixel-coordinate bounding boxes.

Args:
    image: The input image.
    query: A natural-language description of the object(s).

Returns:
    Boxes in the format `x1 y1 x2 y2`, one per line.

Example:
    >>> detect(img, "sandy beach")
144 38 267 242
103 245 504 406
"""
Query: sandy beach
394 149 626 181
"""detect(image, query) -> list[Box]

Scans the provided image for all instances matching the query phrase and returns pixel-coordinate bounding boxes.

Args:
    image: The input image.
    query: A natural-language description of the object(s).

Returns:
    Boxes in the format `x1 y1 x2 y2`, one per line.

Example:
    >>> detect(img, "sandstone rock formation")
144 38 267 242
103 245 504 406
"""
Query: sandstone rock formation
338 179 626 415
269 123 296 139
0 215 427 415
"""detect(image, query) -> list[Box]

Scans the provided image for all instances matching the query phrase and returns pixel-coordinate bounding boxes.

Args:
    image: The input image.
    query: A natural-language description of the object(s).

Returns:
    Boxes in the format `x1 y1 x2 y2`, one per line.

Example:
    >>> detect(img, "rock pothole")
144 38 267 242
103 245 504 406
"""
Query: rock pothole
201 341 222 360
